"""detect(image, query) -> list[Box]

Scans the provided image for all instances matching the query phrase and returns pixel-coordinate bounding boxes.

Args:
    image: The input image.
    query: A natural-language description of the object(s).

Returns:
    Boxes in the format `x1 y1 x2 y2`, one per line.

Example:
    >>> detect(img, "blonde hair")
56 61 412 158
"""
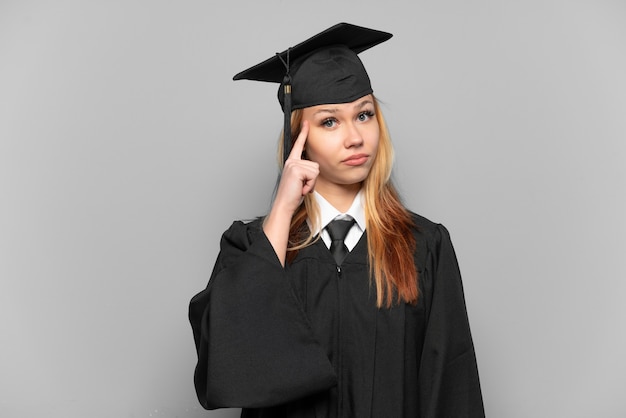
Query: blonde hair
279 96 418 308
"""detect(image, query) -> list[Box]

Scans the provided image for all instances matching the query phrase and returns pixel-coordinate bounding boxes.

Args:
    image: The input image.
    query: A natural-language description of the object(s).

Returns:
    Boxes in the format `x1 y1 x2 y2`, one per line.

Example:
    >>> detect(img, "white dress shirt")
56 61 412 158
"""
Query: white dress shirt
309 190 366 251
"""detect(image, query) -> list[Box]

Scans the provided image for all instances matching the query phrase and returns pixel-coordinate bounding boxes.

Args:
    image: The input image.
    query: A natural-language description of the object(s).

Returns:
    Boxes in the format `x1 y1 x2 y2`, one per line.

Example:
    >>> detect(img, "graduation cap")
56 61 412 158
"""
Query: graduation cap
233 22 393 163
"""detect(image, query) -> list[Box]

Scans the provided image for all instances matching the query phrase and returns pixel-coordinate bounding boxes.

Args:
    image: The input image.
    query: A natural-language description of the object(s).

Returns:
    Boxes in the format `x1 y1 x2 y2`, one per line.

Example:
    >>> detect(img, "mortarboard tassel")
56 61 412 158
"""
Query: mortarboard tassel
282 78 291 164
276 49 292 165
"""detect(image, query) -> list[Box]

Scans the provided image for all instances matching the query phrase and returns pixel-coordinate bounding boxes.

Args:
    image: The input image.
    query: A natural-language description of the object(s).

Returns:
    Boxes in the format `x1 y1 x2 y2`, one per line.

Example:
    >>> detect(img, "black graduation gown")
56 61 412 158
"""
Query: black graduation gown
189 213 484 417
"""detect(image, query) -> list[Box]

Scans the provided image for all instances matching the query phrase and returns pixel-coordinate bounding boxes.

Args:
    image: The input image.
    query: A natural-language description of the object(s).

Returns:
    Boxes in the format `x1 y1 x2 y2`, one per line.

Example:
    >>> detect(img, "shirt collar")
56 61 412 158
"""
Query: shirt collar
310 189 366 235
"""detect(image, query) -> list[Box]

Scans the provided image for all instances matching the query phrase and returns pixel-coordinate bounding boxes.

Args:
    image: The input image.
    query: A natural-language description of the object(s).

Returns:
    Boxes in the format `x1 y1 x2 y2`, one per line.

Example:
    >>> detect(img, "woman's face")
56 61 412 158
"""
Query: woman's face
301 94 380 194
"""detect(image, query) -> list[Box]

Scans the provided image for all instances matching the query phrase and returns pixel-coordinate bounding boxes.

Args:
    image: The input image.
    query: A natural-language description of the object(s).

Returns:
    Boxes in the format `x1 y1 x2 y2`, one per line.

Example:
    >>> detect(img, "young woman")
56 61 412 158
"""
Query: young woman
189 23 485 417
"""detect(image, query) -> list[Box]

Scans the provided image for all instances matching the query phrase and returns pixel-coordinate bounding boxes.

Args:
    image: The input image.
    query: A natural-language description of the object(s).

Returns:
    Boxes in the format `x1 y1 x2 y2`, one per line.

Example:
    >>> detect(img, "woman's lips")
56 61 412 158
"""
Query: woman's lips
342 154 369 166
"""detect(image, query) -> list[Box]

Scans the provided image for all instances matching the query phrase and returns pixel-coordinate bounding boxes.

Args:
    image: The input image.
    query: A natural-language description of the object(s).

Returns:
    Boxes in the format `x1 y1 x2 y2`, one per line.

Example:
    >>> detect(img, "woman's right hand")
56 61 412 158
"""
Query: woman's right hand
273 121 319 215
263 121 318 265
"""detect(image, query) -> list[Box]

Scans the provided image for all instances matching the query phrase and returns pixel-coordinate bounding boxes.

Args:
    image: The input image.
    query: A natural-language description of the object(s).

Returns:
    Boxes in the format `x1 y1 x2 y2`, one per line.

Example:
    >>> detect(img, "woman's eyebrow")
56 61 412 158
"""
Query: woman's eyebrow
314 100 373 116
355 100 373 109
313 107 339 116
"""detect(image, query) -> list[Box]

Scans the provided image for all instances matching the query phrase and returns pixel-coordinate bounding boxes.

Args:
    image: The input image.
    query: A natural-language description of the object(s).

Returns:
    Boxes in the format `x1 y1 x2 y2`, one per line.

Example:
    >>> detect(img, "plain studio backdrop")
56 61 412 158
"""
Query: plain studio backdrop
1 1 625 417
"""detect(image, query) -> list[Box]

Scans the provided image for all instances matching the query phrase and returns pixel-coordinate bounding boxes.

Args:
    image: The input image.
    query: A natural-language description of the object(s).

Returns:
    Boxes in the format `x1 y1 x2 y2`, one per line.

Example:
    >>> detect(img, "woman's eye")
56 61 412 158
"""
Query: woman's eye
322 118 336 128
357 111 374 122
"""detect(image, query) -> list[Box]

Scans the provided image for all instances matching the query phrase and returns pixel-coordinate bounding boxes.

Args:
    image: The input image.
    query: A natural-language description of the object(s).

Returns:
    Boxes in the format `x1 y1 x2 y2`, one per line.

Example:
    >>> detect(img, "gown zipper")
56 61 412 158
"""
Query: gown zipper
336 262 343 417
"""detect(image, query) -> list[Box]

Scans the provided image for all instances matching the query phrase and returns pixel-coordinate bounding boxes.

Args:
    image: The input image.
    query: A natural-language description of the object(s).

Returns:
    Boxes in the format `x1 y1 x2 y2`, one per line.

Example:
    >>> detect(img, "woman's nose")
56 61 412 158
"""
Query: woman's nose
344 123 364 147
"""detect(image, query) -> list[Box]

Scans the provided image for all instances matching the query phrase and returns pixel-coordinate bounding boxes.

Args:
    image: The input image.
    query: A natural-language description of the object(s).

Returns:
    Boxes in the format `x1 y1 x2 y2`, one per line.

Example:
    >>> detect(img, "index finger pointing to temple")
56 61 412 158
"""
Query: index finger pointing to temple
288 120 309 160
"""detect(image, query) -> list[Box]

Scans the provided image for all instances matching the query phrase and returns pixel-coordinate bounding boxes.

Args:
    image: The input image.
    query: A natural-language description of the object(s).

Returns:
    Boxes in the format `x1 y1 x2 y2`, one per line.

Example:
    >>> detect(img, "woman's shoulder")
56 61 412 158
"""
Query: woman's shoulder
405 211 458 274
407 210 452 248
219 216 265 247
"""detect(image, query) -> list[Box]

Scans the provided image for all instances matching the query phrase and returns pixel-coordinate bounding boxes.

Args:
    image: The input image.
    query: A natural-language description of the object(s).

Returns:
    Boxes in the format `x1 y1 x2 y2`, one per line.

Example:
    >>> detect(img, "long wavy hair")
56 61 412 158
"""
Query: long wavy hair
278 96 418 308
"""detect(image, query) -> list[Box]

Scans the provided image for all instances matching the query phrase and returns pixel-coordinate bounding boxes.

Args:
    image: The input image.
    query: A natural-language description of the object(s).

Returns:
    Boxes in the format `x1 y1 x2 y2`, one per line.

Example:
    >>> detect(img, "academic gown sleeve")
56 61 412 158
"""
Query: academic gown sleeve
418 224 485 417
188 220 337 410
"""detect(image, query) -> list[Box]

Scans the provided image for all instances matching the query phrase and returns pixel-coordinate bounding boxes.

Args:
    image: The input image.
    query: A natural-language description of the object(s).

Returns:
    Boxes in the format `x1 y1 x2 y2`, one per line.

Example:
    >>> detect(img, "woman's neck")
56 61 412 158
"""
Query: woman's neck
315 182 362 213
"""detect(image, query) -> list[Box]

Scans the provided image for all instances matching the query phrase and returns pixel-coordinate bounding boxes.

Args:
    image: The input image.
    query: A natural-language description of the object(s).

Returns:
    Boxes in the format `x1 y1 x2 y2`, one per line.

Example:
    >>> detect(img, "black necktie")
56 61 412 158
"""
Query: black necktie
326 218 355 266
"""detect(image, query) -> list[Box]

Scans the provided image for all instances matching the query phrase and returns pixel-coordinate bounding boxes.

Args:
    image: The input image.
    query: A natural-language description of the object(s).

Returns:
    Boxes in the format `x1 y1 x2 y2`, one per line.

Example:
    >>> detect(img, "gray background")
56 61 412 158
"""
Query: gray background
1 0 625 417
